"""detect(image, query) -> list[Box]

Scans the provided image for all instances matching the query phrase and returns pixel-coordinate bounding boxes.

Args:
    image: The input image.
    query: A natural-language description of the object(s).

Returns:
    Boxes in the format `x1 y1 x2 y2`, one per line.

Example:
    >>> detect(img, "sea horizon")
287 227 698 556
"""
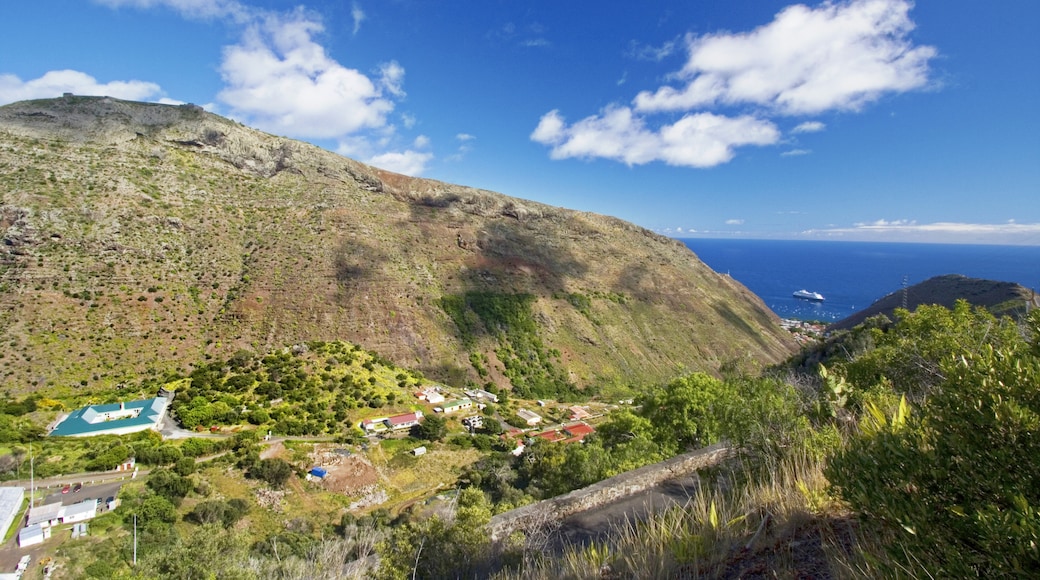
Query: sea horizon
679 237 1040 322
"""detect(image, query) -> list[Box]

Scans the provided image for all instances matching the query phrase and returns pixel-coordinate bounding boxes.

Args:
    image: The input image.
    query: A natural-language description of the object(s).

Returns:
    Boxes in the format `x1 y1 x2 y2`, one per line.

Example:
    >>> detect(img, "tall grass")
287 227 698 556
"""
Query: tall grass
491 451 904 580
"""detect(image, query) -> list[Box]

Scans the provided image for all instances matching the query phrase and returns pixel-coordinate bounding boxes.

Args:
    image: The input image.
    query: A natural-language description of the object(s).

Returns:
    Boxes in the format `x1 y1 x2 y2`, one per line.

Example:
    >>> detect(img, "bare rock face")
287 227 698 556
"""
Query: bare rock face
0 96 797 392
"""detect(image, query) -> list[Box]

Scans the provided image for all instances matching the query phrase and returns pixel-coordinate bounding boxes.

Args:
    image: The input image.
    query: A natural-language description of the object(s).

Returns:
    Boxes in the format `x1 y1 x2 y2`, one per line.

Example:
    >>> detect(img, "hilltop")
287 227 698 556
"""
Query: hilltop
829 274 1035 332
0 96 796 394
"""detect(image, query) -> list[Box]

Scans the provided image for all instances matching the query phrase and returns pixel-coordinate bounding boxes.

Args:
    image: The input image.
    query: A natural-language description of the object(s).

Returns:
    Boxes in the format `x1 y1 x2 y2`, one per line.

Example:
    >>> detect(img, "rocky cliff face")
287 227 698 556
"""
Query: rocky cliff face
0 96 796 393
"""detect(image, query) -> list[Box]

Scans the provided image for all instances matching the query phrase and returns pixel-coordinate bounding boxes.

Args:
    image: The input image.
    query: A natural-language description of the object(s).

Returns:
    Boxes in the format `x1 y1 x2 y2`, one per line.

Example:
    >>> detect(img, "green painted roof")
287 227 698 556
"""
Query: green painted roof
50 397 168 436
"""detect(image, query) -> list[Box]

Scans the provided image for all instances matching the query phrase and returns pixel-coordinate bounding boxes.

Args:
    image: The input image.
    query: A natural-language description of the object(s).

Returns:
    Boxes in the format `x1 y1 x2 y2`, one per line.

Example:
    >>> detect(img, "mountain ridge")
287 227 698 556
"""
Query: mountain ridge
0 95 796 394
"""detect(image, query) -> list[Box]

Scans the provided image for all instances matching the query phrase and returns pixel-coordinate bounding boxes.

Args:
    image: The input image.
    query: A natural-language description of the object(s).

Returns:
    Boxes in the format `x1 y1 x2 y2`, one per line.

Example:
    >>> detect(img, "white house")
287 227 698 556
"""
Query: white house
385 411 423 430
516 409 542 426
438 398 474 414
17 523 50 547
25 502 63 528
61 499 97 524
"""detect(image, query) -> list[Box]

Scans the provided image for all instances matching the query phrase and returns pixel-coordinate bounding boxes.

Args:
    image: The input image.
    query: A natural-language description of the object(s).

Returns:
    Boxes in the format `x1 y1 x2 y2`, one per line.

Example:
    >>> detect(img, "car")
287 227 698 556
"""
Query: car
61 484 71 494
72 483 83 493
95 497 103 506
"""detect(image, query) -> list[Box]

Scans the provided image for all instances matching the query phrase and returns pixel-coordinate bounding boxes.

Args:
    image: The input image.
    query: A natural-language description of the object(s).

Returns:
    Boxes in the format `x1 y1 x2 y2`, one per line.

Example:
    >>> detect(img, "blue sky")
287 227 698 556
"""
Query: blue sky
1 0 1038 245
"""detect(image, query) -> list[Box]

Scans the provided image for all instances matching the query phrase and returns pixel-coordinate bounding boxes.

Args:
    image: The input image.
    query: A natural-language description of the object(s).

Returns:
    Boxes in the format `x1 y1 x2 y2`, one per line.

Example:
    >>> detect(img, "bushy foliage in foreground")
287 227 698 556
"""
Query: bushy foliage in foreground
828 307 1040 576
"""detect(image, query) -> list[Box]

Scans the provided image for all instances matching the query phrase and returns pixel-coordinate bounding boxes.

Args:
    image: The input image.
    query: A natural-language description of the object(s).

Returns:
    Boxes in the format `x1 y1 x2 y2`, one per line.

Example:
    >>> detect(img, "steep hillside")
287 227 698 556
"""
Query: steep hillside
0 96 796 394
829 274 1034 332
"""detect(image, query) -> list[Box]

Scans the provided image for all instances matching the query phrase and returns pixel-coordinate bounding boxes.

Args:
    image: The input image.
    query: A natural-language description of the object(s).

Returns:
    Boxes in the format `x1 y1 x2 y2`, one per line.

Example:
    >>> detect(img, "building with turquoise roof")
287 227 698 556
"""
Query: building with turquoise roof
49 397 168 437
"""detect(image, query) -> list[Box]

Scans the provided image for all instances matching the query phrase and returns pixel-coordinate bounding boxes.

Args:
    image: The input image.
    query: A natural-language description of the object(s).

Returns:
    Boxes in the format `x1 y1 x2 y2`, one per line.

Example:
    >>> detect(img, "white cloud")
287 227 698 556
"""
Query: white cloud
627 38 680 62
792 121 825 133
456 133 476 142
217 11 397 140
781 148 811 156
413 135 430 148
534 0 933 168
351 2 365 35
366 150 433 176
634 0 936 115
94 0 250 23
0 70 162 104
801 220 1040 245
725 219 745 225
378 61 406 98
532 107 779 168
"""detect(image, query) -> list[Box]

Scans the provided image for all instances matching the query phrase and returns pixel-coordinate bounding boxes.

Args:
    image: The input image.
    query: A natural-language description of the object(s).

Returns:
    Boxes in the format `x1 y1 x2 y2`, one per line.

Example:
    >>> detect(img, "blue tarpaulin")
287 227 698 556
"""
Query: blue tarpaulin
309 467 327 478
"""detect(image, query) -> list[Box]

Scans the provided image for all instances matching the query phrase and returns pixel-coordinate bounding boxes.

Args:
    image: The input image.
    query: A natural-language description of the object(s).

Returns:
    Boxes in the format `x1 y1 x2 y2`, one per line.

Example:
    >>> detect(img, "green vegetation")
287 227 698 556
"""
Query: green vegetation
439 292 585 400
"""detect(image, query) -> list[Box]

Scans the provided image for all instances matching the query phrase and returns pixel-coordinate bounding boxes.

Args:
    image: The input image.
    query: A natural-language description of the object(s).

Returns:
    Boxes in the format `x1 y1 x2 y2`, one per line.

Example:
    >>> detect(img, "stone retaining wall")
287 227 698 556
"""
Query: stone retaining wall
487 441 733 541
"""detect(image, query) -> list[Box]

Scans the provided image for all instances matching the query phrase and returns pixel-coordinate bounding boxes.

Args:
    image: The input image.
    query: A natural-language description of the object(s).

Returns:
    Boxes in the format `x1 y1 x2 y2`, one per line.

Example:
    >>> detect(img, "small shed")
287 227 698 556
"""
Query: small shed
309 467 328 478
18 523 50 547
411 446 427 457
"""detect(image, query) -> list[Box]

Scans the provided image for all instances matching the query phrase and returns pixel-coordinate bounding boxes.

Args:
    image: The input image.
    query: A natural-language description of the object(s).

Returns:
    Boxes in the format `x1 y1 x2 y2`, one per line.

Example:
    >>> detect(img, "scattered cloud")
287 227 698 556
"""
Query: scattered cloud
531 107 779 168
456 133 476 142
781 148 811 156
801 219 1040 245
633 0 936 115
93 0 250 22
378 61 406 98
627 37 680 62
792 121 825 133
0 70 162 104
366 150 433 176
534 0 936 168
413 135 430 148
351 2 365 35
725 219 745 225
400 113 417 129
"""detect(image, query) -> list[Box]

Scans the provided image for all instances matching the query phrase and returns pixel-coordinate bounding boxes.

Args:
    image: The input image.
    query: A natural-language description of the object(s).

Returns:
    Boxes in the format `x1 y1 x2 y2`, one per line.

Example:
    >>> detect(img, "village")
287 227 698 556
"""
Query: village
0 376 610 577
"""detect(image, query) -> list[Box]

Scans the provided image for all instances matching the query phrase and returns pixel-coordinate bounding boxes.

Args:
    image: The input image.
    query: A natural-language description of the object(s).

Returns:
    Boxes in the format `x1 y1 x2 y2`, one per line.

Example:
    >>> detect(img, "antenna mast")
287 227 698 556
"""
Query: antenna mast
901 275 909 310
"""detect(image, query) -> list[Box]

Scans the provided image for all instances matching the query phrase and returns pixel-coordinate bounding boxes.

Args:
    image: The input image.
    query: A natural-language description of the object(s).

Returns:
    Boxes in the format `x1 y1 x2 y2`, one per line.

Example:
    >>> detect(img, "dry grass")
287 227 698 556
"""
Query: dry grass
492 453 887 580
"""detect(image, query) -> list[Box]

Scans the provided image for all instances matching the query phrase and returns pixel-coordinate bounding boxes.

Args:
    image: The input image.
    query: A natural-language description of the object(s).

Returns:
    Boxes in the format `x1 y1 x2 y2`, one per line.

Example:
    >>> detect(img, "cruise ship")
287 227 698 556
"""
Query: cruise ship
792 289 825 302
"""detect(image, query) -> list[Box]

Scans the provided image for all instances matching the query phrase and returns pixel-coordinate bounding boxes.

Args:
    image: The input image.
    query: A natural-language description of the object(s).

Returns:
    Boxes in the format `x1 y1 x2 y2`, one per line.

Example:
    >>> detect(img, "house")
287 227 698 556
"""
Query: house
461 415 483 430
464 389 500 404
438 399 473 414
360 417 388 433
116 457 136 472
533 429 566 443
25 501 64 528
49 397 169 437
415 388 445 405
0 487 24 541
61 499 97 524
385 411 423 430
516 409 542 426
568 406 592 421
17 523 49 547
563 422 596 443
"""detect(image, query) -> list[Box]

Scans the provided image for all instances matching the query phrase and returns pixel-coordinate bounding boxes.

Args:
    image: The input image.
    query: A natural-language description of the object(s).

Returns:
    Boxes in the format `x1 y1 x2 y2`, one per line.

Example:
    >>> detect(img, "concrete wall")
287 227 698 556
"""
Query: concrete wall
487 441 733 541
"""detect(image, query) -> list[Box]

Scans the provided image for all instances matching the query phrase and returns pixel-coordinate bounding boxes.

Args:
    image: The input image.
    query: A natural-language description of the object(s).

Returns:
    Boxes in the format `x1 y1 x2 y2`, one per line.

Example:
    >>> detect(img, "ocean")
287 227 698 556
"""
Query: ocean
680 238 1040 322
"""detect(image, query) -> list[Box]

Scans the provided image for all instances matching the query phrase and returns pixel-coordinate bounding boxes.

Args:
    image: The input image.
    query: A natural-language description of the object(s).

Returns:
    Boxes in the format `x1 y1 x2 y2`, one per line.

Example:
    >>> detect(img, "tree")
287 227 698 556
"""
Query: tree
413 414 447 442
146 469 192 505
249 458 293 488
